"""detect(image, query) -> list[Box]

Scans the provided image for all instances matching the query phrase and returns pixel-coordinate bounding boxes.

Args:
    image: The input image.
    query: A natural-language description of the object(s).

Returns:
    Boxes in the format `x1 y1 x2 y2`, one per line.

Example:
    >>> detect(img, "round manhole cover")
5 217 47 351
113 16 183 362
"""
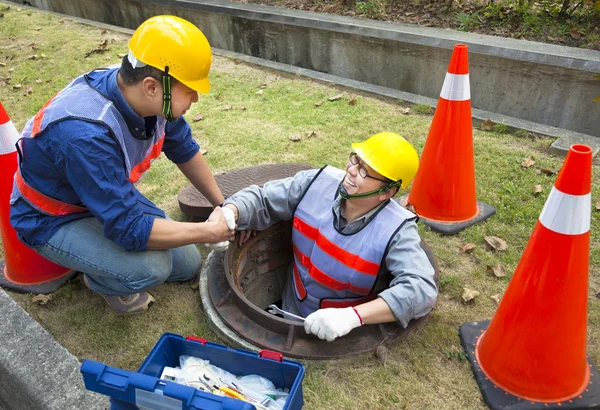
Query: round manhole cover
179 163 314 220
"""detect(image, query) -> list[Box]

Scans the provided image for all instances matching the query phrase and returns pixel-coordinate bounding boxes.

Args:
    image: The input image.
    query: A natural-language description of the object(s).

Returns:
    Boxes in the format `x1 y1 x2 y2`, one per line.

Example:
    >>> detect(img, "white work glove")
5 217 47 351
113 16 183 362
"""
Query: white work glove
205 207 236 252
304 307 363 342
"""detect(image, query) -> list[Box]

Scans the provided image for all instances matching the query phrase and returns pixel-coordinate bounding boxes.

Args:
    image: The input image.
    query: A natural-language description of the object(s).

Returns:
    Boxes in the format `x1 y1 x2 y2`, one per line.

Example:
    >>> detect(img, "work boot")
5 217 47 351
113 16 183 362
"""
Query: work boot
82 275 155 315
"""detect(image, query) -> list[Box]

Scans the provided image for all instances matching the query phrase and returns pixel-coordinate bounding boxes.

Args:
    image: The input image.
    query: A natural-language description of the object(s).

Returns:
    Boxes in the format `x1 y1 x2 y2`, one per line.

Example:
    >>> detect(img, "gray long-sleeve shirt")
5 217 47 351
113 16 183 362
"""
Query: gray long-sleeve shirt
224 168 438 327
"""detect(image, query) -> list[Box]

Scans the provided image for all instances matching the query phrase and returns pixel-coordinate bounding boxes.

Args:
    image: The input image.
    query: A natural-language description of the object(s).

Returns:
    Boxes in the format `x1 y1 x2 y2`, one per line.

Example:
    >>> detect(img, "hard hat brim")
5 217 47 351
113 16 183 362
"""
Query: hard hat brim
184 76 211 94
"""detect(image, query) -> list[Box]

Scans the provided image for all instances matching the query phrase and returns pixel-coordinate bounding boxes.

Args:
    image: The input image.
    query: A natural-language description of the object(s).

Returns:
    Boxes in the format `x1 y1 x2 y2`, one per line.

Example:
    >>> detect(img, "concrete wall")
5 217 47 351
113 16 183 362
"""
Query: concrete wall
22 0 600 137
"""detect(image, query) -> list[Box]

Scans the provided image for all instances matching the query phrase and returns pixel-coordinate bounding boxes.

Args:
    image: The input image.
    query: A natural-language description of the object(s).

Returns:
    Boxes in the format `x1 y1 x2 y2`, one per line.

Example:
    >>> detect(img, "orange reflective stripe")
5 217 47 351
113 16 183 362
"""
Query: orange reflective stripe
16 171 88 216
128 134 165 183
293 245 371 295
321 295 376 309
293 264 307 300
293 216 380 276
31 95 56 137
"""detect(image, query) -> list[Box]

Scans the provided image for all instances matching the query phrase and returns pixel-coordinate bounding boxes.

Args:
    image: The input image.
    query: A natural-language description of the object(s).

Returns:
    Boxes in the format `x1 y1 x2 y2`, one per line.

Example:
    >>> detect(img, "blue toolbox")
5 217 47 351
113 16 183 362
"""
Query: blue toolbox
80 333 305 410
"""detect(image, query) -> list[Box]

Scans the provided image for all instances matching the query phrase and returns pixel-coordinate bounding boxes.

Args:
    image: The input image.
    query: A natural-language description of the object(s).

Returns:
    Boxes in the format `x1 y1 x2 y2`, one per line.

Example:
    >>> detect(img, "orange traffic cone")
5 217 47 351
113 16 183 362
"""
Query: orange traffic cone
0 102 75 294
400 44 495 234
459 144 597 409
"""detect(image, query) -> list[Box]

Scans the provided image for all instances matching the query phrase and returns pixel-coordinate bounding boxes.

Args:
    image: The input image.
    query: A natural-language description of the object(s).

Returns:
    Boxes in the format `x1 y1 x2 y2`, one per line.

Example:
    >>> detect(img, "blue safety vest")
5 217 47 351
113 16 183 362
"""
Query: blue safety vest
291 166 417 317
12 70 166 215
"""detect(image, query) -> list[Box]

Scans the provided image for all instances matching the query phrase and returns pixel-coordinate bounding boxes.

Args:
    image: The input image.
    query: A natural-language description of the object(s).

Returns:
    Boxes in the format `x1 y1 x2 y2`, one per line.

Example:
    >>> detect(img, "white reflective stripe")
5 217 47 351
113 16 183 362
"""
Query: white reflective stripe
440 73 470 101
539 186 591 235
0 120 19 155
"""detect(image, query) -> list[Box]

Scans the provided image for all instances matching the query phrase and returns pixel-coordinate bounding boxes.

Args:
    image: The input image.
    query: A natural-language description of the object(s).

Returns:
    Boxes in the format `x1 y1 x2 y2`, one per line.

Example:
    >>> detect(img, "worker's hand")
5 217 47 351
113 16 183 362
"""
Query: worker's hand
238 229 257 247
206 207 236 246
304 307 362 342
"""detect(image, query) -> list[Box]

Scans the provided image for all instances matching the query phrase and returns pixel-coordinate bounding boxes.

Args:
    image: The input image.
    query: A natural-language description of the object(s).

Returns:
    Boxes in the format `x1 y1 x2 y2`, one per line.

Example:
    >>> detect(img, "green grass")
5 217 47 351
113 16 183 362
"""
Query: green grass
1 4 600 409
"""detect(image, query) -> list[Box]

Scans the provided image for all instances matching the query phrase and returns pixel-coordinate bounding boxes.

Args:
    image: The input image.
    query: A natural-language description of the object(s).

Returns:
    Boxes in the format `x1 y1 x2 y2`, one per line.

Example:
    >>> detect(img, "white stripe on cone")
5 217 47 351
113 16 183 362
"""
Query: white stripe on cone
0 120 19 155
539 186 591 235
440 73 470 101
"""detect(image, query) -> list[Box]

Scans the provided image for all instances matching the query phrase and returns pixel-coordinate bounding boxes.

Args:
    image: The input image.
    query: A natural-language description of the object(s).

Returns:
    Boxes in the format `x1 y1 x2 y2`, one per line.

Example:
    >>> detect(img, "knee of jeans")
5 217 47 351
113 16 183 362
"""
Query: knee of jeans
176 245 202 281
131 251 172 289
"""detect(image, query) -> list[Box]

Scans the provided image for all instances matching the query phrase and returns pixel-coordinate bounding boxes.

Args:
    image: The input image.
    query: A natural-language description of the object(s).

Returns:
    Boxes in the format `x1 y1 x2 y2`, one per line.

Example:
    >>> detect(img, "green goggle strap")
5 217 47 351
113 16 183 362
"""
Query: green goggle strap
162 66 176 122
338 180 401 200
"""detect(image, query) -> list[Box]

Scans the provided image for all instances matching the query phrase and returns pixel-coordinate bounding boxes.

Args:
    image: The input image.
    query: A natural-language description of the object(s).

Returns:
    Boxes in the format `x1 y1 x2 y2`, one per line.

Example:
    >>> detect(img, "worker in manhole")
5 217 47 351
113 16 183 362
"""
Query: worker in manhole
9 16 235 314
223 132 438 341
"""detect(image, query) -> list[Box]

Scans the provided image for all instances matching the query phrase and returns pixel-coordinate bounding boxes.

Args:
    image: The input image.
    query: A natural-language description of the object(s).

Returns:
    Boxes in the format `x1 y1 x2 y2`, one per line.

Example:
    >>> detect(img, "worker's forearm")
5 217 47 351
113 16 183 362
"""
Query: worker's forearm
177 152 225 206
146 218 219 250
354 297 397 325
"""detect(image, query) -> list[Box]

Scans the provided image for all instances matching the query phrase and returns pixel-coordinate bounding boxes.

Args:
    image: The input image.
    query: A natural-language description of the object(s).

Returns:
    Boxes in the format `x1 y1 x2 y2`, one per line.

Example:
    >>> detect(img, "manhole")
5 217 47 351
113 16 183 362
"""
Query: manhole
200 221 440 360
178 163 314 220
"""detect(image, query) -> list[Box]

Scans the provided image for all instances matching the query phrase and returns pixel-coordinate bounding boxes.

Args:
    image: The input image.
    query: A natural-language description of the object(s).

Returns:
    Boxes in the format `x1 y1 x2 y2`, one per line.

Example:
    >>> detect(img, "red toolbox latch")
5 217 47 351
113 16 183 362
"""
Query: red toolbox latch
259 350 283 362
186 336 207 344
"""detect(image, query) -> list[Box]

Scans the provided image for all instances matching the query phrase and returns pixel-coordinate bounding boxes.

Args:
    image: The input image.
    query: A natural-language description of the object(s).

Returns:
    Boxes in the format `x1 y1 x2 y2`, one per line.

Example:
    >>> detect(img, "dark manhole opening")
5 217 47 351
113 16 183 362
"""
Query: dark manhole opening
202 220 440 360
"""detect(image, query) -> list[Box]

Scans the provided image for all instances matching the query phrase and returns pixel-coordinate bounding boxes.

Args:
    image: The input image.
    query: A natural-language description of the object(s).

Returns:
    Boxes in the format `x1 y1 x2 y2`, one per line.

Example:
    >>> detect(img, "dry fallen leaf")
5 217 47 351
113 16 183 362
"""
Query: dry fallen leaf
306 131 317 138
348 97 357 105
0 62 5 67
233 58 241 65
34 27 41 31
32 294 52 305
328 94 342 101
533 185 543 196
117 53 127 58
26 54 38 60
314 101 323 107
480 119 495 131
221 105 232 111
8 68 14 72
540 168 555 175
24 87 33 95
84 40 109 58
105 56 111 61
193 113 203 122
462 288 480 303
40 54 47 59
288 135 301 142
570 28 582 39
595 201 600 211
239 106 246 111
487 264 506 278
35 78 42 84
459 243 476 254
484 236 508 251
12 83 21 89
200 149 208 155
521 156 535 168
258 84 267 89
255 90 263 96
376 345 388 365
399 107 411 115
490 294 500 304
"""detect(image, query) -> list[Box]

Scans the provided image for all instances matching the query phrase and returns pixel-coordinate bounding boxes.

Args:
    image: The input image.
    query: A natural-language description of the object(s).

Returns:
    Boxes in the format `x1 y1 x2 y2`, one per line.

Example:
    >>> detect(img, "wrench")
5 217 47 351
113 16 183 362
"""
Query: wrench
267 304 305 322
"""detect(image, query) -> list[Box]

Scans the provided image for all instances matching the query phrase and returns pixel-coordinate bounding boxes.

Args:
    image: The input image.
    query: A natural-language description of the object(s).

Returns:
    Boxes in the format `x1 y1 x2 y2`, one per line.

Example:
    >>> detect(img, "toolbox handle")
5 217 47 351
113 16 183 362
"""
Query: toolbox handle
259 350 283 362
186 335 207 344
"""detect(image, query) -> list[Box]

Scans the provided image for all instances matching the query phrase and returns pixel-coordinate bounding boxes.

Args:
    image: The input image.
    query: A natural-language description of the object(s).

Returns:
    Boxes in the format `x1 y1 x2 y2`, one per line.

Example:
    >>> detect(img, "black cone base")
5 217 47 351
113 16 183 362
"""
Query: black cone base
459 320 600 410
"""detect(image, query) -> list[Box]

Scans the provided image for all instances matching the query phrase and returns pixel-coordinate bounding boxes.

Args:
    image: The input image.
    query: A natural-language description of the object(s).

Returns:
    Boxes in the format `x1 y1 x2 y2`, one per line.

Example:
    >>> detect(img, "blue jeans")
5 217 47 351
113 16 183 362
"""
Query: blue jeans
34 217 201 295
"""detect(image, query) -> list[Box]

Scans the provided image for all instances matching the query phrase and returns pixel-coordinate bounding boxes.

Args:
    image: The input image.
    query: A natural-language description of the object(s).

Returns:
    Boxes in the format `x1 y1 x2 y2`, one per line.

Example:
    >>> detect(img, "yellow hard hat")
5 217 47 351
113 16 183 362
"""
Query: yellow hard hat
352 132 419 190
129 15 212 94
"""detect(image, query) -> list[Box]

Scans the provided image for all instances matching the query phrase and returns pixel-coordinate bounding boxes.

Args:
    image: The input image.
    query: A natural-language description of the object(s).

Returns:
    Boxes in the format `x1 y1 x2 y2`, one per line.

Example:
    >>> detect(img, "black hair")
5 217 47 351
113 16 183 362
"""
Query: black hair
118 55 178 87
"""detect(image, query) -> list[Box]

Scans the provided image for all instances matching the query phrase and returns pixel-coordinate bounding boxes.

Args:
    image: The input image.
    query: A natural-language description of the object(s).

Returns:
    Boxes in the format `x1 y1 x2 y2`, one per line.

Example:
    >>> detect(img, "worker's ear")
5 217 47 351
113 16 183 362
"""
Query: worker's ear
379 186 398 201
141 76 161 100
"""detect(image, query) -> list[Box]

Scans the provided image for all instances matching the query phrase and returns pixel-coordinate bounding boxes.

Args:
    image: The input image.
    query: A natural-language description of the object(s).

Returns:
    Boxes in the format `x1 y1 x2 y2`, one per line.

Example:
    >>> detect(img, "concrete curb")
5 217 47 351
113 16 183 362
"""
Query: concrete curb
0 288 108 409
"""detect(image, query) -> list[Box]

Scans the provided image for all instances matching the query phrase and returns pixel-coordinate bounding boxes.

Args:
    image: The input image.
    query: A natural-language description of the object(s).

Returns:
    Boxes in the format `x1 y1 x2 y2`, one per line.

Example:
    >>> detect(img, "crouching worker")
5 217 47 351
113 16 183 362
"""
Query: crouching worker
223 132 438 342
9 16 235 315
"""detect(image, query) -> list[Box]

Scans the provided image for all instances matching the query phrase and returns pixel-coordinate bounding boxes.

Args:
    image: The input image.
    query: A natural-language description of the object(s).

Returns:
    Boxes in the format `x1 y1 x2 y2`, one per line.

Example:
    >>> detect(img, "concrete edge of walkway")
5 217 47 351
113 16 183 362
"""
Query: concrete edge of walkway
0 288 109 410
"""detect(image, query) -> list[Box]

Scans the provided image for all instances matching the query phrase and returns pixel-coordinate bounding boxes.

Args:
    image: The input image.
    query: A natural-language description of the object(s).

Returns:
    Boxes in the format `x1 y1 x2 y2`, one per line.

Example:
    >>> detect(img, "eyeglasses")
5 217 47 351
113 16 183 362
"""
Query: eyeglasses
349 152 392 184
